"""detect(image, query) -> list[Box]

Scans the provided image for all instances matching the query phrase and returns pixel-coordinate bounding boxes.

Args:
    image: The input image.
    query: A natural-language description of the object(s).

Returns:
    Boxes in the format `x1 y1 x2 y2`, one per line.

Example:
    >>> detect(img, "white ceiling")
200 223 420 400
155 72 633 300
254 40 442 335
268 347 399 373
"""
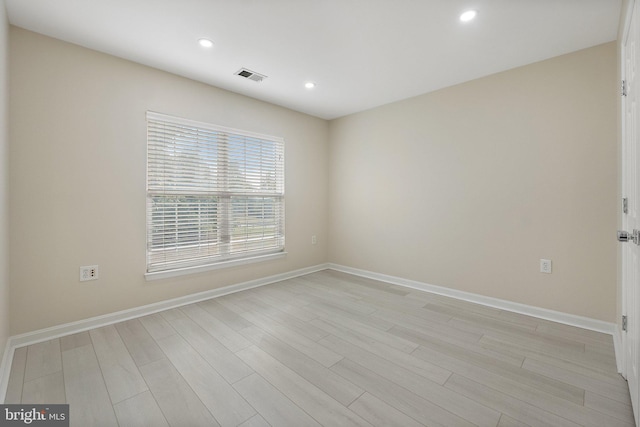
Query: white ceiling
4 0 622 120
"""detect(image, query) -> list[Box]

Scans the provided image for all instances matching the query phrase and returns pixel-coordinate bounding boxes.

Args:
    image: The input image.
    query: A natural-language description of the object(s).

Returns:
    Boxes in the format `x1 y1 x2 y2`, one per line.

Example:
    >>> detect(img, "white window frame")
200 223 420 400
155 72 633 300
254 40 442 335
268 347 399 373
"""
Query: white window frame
145 111 285 280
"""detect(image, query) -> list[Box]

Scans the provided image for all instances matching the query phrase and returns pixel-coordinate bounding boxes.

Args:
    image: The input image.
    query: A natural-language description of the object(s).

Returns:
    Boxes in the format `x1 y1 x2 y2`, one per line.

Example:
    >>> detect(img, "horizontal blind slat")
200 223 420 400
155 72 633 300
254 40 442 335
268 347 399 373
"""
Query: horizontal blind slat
146 112 284 273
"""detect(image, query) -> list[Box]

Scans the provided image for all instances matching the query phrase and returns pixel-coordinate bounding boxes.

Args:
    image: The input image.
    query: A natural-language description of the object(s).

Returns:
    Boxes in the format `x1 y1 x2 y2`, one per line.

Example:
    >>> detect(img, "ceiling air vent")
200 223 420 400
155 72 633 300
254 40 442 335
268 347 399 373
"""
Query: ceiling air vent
235 68 267 83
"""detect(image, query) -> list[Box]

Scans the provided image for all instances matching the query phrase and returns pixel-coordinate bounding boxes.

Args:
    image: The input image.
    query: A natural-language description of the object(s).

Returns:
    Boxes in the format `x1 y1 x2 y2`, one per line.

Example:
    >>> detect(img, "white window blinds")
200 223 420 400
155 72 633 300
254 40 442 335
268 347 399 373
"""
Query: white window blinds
146 111 285 273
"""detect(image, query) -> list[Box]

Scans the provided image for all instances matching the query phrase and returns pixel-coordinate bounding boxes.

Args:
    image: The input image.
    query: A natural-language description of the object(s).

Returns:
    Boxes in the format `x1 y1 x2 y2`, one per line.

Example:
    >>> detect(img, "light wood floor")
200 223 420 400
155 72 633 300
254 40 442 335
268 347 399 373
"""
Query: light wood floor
3 270 634 427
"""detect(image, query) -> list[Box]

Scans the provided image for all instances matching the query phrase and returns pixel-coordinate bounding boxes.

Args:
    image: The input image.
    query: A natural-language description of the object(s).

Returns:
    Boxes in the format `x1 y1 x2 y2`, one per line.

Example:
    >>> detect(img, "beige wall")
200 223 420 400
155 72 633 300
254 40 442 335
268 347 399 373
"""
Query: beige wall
0 0 9 356
329 42 618 322
9 27 329 334
7 26 619 334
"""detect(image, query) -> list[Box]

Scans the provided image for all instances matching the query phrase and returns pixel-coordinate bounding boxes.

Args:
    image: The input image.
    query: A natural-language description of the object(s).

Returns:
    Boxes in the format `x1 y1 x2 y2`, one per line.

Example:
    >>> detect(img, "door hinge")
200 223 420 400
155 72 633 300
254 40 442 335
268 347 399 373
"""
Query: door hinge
623 197 629 214
622 80 628 97
623 315 628 332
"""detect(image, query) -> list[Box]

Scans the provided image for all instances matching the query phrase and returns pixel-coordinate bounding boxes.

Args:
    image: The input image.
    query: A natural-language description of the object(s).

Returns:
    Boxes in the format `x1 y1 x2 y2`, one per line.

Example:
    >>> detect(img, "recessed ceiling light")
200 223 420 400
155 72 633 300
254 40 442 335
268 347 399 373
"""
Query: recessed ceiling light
198 38 214 48
305 82 316 89
459 10 477 22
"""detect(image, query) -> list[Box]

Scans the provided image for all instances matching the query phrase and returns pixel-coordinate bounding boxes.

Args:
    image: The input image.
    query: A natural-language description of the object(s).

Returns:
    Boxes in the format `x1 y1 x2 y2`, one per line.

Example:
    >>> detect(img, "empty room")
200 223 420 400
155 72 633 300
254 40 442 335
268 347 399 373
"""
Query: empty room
0 0 636 426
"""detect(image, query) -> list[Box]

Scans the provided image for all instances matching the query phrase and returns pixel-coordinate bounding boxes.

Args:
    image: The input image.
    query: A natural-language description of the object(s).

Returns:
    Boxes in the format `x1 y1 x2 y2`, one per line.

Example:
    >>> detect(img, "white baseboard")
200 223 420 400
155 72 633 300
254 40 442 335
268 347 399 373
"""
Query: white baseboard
0 263 328 402
0 339 13 404
1 261 620 403
328 263 617 335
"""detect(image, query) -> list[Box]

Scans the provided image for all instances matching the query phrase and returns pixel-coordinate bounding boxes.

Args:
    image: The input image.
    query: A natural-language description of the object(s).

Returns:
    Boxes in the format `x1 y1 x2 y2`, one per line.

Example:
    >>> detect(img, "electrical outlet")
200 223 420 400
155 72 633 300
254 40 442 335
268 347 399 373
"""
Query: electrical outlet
311 235 317 245
540 259 552 274
80 265 99 282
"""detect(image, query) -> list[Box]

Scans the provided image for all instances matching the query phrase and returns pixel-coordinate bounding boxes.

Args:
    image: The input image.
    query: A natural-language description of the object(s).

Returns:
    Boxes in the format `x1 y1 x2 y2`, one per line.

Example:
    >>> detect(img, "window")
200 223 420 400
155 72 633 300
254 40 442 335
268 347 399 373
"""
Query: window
146 112 285 276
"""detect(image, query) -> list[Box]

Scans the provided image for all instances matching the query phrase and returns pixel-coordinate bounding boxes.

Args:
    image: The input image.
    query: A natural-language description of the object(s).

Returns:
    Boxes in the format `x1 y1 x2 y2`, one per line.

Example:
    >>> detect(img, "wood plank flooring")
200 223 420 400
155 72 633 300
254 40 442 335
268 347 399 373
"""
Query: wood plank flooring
3 270 634 426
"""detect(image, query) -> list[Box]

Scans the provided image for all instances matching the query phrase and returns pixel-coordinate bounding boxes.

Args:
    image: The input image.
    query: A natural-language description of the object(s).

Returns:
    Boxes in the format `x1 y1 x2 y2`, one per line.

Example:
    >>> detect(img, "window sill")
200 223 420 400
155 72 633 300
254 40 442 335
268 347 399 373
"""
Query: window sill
144 251 288 281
